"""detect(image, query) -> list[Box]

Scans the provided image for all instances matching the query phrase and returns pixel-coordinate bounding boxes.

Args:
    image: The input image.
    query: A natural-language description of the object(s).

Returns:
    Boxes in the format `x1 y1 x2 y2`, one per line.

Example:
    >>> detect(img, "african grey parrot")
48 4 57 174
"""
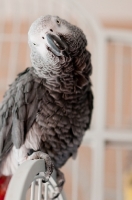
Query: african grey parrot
0 15 93 198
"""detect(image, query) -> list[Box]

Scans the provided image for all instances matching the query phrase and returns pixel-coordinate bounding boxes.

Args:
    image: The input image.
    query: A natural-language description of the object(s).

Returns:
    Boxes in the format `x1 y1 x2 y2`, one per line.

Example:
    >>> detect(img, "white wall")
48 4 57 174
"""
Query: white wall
0 0 131 23
78 0 132 23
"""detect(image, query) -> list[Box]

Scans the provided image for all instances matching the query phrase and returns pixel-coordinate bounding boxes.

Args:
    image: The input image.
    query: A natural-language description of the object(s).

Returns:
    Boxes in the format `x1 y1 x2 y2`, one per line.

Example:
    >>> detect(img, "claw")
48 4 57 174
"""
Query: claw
27 151 54 182
51 169 65 199
51 187 61 199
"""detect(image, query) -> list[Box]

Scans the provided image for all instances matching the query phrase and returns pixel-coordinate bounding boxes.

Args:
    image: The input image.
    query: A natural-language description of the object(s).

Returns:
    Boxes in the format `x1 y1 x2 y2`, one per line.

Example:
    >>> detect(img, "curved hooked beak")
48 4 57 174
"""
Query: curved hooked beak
45 33 69 57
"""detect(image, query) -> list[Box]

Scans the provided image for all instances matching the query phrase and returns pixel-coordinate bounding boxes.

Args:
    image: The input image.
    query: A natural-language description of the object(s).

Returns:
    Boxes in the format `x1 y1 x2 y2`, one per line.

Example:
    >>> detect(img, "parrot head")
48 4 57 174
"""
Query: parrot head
28 15 90 88
28 15 70 59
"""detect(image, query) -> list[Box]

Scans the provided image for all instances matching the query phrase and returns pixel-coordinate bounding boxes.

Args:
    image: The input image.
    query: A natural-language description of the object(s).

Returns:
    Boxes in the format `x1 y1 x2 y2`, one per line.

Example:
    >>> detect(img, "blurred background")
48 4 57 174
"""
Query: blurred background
0 0 132 200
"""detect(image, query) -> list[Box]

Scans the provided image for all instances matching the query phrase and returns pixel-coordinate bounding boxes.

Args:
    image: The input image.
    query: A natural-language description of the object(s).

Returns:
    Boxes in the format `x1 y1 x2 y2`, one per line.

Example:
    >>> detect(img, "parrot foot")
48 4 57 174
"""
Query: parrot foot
27 151 54 182
51 169 65 199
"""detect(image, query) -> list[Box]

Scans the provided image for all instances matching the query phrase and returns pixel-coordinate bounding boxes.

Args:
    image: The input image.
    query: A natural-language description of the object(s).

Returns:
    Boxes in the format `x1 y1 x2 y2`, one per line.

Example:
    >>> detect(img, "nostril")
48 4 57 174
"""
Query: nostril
50 29 53 32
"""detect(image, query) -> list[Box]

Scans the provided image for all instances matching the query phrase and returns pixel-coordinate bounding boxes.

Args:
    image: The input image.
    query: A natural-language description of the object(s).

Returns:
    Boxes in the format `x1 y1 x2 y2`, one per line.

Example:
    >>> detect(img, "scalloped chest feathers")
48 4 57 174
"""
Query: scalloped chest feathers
35 88 89 168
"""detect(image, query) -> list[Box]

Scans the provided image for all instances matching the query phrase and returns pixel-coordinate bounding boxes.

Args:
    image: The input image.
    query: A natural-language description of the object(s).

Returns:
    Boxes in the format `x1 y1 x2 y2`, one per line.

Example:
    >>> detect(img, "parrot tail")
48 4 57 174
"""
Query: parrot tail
0 176 11 200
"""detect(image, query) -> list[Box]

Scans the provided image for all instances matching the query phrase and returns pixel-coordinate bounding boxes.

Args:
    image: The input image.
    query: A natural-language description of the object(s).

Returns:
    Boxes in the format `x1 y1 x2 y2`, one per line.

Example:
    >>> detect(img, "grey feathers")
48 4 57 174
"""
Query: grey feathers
0 68 44 159
0 15 93 171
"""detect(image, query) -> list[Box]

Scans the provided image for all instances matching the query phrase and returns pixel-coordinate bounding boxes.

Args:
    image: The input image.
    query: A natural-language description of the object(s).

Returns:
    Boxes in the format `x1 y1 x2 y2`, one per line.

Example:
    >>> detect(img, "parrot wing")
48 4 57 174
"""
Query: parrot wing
0 68 43 161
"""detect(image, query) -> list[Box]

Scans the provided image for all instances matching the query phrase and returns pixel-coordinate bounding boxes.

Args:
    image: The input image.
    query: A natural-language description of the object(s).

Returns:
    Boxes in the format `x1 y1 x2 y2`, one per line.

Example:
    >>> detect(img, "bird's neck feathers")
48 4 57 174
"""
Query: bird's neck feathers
31 49 92 95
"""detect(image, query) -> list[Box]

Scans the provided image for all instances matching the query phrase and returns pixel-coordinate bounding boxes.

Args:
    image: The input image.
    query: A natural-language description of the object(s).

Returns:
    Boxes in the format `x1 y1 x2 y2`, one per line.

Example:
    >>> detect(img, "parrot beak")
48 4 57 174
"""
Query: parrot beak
45 33 69 57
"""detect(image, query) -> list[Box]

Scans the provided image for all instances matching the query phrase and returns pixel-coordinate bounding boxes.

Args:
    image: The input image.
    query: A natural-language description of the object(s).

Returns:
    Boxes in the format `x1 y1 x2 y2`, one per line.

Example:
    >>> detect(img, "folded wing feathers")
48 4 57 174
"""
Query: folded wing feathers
0 68 42 157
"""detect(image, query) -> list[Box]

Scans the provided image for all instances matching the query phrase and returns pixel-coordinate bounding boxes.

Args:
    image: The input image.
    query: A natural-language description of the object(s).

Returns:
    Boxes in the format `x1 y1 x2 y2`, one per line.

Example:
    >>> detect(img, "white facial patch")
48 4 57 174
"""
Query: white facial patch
28 31 49 60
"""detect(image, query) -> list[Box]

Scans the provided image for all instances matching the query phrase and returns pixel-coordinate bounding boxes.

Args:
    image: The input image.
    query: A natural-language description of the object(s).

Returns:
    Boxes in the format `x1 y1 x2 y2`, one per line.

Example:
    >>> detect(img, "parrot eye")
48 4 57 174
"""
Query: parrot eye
33 43 36 45
42 37 45 39
56 20 60 25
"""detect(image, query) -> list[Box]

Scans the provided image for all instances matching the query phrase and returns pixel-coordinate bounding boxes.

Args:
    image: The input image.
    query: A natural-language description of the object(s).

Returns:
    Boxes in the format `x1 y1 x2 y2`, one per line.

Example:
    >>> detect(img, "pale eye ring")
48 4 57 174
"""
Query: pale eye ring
56 20 60 25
